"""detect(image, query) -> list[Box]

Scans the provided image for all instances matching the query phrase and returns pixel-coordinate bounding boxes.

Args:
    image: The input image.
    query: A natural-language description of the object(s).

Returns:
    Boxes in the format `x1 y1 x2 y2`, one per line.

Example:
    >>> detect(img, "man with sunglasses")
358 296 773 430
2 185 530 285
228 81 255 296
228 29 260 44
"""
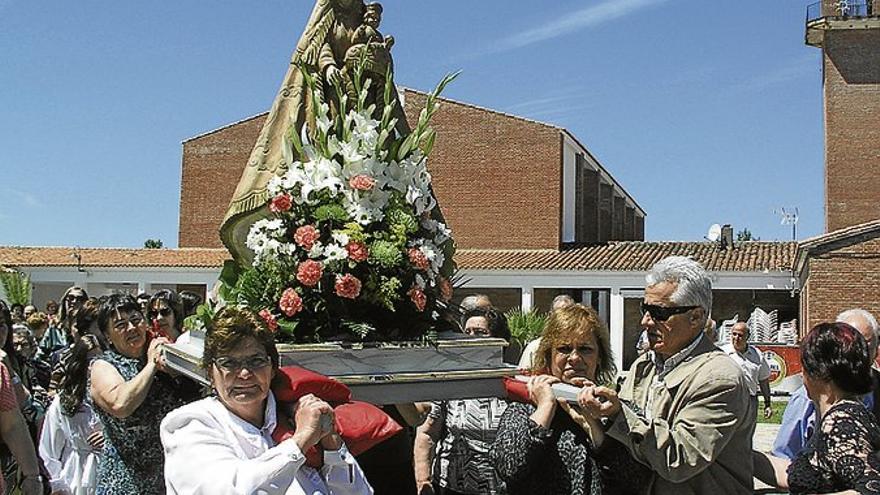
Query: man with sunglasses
576 256 752 495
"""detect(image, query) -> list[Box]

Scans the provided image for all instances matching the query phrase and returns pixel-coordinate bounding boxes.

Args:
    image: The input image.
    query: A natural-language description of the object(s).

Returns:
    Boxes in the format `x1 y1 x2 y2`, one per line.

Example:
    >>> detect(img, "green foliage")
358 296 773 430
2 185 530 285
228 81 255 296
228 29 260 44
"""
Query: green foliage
314 204 349 223
232 260 287 309
143 238 163 249
386 208 418 235
736 228 760 241
0 270 31 306
505 307 548 347
369 240 402 269
341 319 374 340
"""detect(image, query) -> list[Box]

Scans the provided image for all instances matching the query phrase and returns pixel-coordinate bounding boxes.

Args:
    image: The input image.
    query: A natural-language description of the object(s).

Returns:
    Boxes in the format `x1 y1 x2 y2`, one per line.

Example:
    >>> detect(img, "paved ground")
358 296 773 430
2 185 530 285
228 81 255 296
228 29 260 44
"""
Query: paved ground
754 423 780 453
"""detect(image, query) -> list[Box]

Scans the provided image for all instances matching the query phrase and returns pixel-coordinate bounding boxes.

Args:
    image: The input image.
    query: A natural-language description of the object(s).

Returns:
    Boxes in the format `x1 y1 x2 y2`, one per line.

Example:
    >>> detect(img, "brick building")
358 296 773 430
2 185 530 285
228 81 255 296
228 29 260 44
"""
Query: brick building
179 90 646 251
798 0 880 331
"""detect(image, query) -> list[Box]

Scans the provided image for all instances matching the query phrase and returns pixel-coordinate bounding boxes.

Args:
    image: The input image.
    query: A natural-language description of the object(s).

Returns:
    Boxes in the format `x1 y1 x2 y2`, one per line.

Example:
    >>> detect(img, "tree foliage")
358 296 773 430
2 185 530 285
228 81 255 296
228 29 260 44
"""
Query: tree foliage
144 239 164 249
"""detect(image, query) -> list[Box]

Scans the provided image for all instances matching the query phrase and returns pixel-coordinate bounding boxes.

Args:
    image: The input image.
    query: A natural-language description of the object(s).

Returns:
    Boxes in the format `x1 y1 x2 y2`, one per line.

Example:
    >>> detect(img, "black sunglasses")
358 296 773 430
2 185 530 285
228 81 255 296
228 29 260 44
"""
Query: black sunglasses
640 303 699 322
153 307 173 317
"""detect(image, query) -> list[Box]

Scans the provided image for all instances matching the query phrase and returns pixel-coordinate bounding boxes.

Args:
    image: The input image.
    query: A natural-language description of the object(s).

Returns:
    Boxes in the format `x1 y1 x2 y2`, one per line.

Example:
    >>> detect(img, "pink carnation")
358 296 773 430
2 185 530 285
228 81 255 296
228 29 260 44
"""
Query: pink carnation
408 248 430 271
293 225 320 250
259 309 279 333
438 277 453 302
279 288 303 317
346 241 369 262
335 274 362 299
297 260 323 287
408 286 427 312
348 174 376 191
269 193 293 213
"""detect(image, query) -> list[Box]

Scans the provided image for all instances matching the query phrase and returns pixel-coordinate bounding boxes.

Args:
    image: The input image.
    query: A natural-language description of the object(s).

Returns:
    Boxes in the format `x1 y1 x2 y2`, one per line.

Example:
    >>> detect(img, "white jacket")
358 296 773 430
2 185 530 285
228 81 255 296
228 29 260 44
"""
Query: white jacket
38 396 100 495
160 392 373 495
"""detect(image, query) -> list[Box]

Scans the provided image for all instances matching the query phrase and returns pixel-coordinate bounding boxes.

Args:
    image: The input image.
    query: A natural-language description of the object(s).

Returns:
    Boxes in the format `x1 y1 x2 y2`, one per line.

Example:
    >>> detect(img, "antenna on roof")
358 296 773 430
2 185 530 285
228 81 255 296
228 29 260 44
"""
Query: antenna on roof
774 207 799 241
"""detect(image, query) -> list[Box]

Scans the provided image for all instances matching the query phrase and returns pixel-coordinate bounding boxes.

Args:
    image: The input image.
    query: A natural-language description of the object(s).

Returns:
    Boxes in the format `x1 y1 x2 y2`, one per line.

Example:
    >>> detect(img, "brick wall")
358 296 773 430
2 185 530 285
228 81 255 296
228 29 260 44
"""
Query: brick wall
803 237 880 331
179 115 267 248
402 90 563 249
823 29 880 232
179 92 565 250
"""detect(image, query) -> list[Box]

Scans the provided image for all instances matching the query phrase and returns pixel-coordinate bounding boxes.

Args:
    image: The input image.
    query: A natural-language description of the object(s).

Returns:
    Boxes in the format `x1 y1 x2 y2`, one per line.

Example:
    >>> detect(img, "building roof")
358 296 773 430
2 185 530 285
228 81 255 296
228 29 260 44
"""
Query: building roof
455 241 798 272
795 219 880 274
0 246 230 269
0 241 798 273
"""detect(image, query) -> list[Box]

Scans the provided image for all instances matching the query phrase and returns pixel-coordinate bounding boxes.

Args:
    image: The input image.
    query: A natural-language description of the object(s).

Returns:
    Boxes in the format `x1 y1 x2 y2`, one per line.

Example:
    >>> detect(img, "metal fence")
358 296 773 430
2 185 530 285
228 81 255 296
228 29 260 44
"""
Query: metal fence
807 0 874 22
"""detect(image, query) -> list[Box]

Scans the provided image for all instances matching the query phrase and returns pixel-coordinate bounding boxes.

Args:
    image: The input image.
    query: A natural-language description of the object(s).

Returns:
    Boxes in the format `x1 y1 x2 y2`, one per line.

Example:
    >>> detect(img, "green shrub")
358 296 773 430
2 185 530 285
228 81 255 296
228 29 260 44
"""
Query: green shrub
505 307 547 347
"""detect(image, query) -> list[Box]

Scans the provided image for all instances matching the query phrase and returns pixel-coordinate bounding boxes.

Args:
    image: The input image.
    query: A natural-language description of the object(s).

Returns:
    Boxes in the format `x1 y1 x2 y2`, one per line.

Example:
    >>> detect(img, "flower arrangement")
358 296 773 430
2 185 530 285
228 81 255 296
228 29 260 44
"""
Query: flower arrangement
217 64 459 343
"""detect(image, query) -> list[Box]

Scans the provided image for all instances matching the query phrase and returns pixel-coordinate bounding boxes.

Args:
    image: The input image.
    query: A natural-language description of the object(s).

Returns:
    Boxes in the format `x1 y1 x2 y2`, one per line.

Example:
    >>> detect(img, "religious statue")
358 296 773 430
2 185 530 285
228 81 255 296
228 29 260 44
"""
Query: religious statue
220 0 409 265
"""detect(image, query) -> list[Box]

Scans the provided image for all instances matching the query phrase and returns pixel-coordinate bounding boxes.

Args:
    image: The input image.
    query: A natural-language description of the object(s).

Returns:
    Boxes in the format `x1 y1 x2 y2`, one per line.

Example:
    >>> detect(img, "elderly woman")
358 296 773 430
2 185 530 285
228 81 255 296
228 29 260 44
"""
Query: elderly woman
88 294 183 494
39 334 104 495
755 322 880 494
160 306 372 494
491 304 648 495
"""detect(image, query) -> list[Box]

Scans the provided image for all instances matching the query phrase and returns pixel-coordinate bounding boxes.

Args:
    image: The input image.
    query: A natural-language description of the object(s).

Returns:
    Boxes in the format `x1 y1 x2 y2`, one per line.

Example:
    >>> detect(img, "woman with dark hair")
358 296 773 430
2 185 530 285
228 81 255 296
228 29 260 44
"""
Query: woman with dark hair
58 287 88 344
148 290 183 341
88 293 184 494
39 334 104 495
756 322 880 494
160 306 372 494
490 304 648 495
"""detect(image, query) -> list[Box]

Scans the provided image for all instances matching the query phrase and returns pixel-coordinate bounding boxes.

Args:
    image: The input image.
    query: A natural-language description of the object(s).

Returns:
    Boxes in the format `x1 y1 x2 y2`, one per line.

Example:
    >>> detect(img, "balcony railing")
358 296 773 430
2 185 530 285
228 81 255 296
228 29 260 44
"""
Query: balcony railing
807 0 875 23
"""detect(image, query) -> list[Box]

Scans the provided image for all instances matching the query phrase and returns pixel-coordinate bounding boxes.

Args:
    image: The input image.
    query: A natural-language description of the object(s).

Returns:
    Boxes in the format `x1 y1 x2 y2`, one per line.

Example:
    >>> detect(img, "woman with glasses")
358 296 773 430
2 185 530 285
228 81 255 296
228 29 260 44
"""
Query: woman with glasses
491 304 649 495
160 306 372 494
39 334 104 495
148 290 183 341
88 294 183 495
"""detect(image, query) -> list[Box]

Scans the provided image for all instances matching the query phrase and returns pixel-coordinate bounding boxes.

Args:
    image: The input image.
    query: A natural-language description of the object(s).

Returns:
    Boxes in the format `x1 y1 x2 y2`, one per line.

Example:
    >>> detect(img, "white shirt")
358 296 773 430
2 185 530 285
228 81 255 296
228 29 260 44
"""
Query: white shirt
160 392 373 495
721 343 771 396
38 396 101 495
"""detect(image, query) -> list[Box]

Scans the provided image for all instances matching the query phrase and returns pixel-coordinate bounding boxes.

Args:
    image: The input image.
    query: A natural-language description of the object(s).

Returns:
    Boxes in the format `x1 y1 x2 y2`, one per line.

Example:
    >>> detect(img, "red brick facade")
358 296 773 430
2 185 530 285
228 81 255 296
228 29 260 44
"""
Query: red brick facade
801 236 880 330
179 93 570 250
179 115 267 248
823 28 880 232
401 90 563 249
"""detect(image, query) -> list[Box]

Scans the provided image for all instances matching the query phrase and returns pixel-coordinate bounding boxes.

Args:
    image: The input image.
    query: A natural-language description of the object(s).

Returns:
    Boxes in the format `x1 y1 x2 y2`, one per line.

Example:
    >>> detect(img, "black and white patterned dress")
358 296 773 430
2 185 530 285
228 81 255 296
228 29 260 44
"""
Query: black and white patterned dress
491 402 649 495
431 398 509 494
787 399 880 494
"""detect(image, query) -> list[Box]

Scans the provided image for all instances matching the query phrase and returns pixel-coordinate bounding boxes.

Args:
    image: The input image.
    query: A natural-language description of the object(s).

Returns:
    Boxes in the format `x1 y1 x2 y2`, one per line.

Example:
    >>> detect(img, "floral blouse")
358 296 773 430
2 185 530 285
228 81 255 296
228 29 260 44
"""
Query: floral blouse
491 402 650 495
788 399 880 494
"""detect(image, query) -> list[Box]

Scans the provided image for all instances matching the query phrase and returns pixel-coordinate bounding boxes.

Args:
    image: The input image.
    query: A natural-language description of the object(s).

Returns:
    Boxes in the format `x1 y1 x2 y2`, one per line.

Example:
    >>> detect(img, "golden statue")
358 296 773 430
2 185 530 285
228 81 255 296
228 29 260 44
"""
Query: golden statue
220 0 409 265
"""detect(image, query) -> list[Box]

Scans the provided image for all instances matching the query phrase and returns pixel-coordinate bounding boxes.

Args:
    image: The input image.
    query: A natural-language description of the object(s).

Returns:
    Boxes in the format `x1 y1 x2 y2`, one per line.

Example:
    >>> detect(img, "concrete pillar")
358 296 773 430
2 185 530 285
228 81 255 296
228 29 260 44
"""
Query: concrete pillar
610 288 625 374
521 286 534 312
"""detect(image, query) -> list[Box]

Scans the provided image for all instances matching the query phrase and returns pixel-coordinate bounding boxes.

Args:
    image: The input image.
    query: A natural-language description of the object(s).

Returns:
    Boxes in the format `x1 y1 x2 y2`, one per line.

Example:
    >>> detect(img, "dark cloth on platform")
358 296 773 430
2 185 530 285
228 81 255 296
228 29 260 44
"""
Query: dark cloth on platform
787 400 880 494
491 402 649 495
355 405 416 495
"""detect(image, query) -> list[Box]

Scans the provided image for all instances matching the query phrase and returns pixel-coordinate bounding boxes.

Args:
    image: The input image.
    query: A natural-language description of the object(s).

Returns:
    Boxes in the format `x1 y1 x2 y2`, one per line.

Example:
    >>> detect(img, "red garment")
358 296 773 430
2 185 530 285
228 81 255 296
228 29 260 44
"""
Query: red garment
0 363 19 493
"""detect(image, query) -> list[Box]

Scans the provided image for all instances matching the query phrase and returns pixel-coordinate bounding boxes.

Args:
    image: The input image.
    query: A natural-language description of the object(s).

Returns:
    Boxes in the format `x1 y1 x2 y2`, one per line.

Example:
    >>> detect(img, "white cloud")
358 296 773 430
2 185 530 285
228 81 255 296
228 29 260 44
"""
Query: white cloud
489 0 672 54
730 55 818 93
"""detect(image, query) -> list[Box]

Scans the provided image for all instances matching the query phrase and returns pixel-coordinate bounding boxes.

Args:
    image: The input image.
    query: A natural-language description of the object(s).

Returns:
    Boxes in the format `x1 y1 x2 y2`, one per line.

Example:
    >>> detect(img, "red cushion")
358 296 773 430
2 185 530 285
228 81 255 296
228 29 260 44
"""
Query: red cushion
503 376 530 404
271 365 352 403
271 400 402 456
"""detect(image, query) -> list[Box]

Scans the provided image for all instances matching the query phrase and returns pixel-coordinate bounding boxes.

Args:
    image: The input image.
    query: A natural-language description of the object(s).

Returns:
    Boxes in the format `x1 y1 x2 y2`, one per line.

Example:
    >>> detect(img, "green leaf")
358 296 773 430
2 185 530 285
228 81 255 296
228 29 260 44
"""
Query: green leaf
277 318 299 336
220 260 242 288
421 129 436 156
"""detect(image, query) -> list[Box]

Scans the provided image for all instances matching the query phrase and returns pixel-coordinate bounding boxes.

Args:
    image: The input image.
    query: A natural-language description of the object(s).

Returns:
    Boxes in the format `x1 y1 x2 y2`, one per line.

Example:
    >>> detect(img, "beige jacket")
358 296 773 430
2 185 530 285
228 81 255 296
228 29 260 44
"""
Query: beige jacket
608 336 753 495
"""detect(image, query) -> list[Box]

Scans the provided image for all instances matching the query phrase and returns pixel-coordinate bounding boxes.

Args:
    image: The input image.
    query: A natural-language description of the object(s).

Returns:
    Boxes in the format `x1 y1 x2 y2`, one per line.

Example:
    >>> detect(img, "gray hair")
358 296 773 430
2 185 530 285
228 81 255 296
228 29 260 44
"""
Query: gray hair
460 293 491 312
551 294 575 310
836 308 880 357
645 256 712 326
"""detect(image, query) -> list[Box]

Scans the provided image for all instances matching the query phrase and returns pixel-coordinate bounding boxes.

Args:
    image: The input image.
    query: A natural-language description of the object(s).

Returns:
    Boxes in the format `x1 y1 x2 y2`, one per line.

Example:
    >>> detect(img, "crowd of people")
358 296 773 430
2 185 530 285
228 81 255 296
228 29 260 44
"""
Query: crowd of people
0 255 876 493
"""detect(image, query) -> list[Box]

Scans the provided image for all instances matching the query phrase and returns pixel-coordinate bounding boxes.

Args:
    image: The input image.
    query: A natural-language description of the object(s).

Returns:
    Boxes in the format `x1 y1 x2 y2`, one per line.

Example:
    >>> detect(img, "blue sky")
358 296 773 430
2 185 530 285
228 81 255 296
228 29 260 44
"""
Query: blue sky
0 0 824 247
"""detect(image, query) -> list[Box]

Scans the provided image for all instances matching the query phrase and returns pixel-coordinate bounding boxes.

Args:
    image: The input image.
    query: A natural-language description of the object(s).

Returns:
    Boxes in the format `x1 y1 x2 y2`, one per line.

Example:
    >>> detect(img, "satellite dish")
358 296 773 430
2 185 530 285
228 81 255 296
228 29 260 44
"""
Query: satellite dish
706 224 722 242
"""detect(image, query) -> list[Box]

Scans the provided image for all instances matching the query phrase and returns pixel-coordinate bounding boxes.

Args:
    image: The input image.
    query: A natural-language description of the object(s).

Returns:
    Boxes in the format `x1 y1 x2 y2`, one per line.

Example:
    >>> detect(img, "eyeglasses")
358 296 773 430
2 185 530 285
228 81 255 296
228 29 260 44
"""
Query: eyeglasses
214 355 271 373
639 303 699 322
65 294 86 304
112 313 144 332
153 307 173 317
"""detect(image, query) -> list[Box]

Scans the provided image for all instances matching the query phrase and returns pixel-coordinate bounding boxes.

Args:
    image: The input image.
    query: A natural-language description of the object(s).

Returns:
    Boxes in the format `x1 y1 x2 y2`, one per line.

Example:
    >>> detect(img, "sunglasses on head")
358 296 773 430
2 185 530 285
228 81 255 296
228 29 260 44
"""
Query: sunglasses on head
640 303 699 322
